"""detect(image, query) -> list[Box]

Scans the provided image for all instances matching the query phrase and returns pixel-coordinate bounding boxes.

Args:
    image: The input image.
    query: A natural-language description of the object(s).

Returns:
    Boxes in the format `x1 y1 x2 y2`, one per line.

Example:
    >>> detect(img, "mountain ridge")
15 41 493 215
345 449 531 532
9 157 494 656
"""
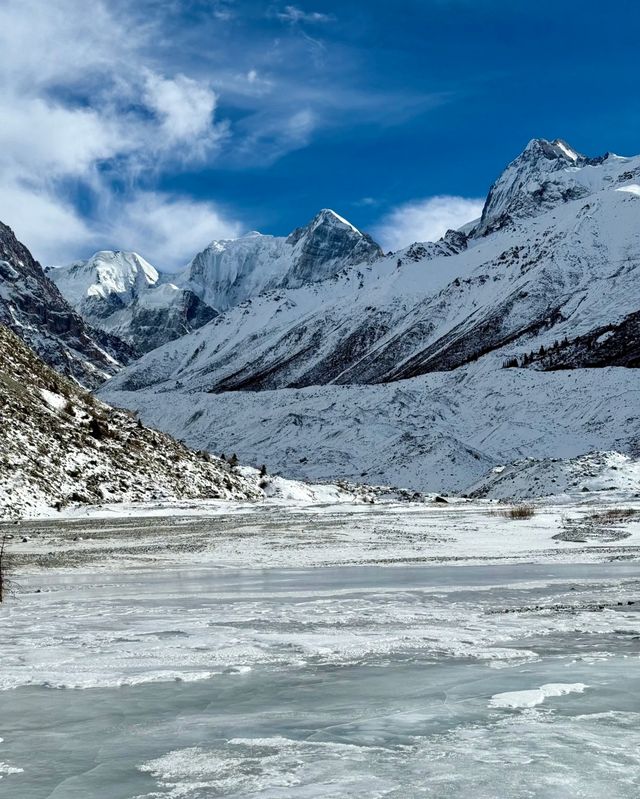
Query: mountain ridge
50 209 383 353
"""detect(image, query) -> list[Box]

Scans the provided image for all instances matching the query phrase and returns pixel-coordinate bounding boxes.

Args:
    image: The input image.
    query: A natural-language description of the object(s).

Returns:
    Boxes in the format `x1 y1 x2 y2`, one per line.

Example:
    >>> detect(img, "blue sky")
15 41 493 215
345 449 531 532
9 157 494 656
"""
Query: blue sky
0 0 638 267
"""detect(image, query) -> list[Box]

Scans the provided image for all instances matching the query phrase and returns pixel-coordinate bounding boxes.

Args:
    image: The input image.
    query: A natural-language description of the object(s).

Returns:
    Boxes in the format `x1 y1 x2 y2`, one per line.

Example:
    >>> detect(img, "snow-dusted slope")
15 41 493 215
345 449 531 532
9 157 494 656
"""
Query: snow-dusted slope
176 209 384 311
99 139 640 492
99 361 640 494
49 251 216 353
0 222 132 388
468 451 640 501
0 323 262 518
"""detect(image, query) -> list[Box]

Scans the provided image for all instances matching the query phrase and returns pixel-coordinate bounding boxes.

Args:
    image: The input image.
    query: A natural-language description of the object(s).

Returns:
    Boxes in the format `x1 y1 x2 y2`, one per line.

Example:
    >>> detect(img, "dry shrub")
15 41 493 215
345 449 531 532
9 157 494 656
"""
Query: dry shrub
499 504 536 520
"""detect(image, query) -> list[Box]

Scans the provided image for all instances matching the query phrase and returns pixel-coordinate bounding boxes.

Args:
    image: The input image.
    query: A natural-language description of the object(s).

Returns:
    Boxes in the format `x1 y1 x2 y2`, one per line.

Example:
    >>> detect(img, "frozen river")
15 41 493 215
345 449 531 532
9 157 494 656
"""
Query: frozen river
1 505 640 797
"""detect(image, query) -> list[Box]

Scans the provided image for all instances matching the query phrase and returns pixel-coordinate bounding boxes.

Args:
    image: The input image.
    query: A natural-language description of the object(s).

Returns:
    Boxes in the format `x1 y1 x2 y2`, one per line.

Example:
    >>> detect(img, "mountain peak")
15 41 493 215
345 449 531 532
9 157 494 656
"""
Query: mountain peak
287 209 366 247
51 250 159 307
311 209 362 234
523 138 583 163
480 137 607 226
176 208 383 312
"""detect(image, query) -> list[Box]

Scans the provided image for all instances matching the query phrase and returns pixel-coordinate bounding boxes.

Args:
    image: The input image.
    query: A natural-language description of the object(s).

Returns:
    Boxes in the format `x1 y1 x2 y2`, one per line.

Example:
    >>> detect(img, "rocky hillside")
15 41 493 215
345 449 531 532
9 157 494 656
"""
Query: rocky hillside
49 251 217 354
0 222 132 388
468 451 640 501
98 138 640 492
0 324 261 518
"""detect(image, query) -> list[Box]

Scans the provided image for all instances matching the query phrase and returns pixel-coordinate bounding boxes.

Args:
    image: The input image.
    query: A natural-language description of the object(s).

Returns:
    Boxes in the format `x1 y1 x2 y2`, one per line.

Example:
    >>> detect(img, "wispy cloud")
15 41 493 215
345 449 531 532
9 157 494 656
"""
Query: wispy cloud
100 193 242 268
373 196 484 252
353 197 380 208
276 5 334 24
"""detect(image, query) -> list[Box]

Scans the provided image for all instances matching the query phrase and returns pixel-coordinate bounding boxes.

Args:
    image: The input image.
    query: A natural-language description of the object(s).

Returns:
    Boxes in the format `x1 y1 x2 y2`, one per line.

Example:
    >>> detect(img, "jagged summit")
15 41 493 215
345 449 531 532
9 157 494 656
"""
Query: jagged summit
523 138 583 163
295 208 362 235
176 209 382 311
480 136 631 227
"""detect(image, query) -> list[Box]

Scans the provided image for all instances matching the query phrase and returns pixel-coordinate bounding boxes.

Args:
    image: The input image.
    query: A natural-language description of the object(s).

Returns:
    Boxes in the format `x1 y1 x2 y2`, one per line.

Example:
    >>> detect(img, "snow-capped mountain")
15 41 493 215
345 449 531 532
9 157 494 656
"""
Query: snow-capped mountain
102 139 640 394
0 221 132 388
0 323 262 518
175 209 384 311
49 251 217 353
98 138 640 492
51 250 160 307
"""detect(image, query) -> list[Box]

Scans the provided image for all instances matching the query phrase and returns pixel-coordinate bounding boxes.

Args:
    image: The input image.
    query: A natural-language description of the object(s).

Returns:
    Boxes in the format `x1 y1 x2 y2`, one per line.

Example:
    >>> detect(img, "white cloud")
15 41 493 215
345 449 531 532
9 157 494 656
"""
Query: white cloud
0 0 239 266
0 95 127 178
0 0 449 266
373 196 484 252
0 183 240 270
143 72 221 145
0 181 95 265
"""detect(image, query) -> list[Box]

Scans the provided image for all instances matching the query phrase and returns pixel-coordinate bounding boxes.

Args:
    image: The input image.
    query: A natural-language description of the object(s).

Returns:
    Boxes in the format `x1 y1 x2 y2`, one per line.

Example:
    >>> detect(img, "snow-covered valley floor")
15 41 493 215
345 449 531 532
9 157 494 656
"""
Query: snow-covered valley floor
2 500 640 797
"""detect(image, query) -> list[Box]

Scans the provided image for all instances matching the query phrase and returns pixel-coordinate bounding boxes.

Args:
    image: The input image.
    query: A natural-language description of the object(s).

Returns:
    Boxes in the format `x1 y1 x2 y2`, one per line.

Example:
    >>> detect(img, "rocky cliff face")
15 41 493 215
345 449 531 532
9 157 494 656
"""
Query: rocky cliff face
282 209 385 287
49 251 217 354
0 222 132 388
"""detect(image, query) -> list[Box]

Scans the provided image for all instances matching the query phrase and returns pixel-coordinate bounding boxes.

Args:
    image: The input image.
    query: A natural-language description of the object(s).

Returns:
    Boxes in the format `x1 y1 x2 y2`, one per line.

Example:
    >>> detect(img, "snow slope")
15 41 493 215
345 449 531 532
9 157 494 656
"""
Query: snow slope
468 451 640 500
100 360 640 494
49 251 216 354
98 139 640 493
